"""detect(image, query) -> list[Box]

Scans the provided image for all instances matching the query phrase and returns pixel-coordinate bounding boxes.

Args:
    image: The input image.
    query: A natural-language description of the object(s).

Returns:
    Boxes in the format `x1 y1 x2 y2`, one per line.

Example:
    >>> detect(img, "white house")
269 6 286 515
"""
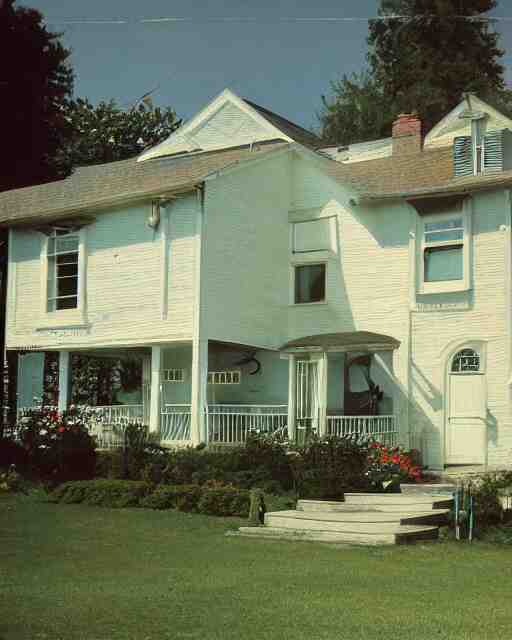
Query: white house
2 89 512 471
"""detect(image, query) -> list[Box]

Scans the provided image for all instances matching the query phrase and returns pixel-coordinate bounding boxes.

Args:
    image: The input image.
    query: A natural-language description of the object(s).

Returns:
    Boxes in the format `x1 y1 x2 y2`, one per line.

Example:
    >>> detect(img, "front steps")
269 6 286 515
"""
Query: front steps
238 492 454 546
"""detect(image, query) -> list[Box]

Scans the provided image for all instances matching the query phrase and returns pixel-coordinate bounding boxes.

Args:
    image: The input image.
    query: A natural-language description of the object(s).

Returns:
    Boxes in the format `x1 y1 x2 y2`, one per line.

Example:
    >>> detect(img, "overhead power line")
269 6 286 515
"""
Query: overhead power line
42 14 512 26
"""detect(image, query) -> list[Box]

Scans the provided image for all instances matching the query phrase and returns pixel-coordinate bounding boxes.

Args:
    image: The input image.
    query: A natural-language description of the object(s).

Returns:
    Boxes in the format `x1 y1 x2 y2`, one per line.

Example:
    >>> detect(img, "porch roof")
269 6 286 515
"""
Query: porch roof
280 331 400 353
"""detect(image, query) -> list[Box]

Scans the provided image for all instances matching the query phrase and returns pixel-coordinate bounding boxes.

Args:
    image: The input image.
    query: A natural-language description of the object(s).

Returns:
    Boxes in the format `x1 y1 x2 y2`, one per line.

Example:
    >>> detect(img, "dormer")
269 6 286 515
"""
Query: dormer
424 94 512 177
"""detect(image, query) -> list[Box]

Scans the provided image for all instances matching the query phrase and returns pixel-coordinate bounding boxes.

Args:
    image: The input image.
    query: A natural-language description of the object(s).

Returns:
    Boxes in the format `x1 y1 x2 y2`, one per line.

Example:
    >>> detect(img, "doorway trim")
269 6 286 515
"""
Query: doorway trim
442 338 488 467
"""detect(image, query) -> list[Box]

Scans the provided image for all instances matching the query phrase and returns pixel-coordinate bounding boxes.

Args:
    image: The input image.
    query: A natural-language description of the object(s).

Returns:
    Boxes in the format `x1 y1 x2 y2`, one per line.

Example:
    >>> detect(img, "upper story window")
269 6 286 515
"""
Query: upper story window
47 229 80 312
418 201 471 294
294 263 326 304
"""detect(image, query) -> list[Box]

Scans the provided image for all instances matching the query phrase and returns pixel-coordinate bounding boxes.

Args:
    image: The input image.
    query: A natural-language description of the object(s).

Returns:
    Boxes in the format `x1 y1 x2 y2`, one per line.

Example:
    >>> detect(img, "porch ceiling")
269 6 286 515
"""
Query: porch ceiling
280 331 400 353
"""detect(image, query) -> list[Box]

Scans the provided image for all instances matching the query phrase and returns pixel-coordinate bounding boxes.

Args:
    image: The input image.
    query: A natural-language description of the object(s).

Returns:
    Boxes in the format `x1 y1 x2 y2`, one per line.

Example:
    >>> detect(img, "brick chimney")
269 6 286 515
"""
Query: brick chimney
392 113 422 156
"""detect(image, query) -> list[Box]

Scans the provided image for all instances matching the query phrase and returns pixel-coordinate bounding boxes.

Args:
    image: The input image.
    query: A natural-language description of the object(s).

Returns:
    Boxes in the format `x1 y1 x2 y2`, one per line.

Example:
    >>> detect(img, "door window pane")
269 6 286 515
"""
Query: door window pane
295 264 326 303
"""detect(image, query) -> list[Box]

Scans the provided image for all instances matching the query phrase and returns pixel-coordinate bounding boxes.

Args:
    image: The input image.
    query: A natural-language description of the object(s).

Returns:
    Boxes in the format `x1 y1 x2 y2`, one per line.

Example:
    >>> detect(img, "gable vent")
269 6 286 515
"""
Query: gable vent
453 136 473 177
483 130 504 174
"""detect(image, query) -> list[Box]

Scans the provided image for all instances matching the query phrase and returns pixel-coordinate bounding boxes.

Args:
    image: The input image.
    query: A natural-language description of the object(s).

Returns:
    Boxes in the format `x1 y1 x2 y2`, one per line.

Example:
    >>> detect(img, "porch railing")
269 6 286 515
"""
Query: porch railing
207 404 288 444
327 414 398 446
160 404 191 441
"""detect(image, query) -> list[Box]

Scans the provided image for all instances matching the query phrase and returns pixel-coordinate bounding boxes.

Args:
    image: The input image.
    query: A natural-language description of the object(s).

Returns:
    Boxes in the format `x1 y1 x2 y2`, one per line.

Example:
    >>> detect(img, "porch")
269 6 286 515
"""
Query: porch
12 331 402 449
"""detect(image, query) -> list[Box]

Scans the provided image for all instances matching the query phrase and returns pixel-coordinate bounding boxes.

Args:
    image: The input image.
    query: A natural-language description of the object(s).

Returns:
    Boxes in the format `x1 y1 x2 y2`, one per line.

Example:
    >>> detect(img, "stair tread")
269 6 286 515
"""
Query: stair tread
269 509 449 523
344 493 452 502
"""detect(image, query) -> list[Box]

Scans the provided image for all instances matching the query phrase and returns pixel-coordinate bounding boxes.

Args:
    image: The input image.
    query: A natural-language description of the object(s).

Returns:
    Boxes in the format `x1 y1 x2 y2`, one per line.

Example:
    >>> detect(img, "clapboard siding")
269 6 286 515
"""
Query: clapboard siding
7 196 198 349
203 153 290 348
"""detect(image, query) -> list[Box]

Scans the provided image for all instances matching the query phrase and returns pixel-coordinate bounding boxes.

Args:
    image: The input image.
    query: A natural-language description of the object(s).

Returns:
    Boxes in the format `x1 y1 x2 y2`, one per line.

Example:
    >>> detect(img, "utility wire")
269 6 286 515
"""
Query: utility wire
42 14 512 26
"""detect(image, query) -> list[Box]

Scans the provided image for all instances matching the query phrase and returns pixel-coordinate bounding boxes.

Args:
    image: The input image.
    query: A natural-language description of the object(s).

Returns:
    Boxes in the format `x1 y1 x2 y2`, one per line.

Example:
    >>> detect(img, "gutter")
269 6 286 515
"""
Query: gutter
358 176 512 205
0 183 199 229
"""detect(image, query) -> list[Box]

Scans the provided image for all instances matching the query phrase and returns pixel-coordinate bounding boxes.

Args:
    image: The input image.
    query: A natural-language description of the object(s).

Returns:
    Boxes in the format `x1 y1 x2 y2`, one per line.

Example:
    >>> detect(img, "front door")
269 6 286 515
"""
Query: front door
446 348 487 464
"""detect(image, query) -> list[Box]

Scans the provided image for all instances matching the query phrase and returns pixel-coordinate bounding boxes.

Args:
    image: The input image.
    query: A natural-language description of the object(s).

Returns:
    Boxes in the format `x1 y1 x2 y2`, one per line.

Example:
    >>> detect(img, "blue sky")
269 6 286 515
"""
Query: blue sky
25 0 512 130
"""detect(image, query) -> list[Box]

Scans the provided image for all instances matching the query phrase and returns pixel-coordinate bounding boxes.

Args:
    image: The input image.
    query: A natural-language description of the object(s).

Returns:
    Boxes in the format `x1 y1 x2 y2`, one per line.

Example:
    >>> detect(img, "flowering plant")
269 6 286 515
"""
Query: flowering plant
366 441 422 490
16 405 96 484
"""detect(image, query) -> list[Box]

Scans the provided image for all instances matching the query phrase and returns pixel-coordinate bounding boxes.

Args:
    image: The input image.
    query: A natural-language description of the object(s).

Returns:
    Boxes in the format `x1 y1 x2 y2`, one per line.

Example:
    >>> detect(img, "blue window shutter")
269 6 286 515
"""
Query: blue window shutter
453 136 473 177
483 130 504 174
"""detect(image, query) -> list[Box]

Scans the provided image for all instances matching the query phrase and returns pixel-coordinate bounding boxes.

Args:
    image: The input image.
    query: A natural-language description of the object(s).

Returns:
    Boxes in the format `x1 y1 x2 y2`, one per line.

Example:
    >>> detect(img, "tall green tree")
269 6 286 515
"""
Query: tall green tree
320 72 395 145
319 0 509 144
58 98 182 168
0 0 74 192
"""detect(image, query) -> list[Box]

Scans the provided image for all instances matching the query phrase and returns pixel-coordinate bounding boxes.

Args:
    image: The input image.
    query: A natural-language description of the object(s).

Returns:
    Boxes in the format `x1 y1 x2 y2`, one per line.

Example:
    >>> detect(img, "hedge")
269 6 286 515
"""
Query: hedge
50 479 250 517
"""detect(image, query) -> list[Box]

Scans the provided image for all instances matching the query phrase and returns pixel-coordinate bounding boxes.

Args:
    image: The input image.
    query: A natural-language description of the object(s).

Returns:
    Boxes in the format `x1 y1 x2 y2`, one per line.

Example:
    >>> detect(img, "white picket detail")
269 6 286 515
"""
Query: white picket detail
207 404 288 444
326 414 398 446
160 404 192 441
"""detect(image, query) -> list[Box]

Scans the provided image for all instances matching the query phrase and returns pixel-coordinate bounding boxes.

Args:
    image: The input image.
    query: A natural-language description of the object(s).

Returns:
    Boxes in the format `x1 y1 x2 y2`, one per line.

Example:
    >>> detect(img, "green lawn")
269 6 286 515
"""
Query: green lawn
2 492 512 640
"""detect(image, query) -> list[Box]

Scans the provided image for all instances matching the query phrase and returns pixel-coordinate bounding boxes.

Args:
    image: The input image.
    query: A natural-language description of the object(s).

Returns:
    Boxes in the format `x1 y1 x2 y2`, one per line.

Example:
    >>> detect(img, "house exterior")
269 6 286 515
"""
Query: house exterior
2 89 512 470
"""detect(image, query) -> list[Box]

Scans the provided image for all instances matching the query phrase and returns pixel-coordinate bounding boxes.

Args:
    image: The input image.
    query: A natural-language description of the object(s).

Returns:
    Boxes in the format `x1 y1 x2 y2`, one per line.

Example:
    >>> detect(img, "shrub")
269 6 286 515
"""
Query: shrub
140 484 202 511
17 406 96 485
0 437 28 470
50 479 152 508
288 435 370 500
197 482 250 517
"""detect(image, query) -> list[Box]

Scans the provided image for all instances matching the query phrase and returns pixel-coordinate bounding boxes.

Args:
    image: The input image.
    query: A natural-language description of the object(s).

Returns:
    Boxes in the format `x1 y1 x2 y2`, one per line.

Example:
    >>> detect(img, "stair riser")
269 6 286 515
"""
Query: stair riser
238 527 402 545
343 496 453 510
265 515 436 535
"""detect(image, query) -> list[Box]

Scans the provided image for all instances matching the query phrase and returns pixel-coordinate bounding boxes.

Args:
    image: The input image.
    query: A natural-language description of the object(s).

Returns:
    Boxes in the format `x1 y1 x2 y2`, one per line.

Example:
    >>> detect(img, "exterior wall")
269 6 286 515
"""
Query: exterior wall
6 195 198 351
288 155 511 468
203 152 291 348
410 190 511 468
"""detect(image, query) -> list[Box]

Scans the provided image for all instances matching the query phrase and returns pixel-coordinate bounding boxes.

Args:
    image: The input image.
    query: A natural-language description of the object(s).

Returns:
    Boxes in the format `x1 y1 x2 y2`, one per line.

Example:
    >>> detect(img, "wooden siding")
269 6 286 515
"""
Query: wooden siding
6 195 198 350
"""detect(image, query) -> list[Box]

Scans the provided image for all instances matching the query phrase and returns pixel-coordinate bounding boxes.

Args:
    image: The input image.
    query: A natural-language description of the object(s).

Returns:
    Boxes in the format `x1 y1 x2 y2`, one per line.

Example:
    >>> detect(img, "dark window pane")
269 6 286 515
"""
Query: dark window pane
56 296 78 310
57 262 78 277
57 276 78 298
295 264 326 303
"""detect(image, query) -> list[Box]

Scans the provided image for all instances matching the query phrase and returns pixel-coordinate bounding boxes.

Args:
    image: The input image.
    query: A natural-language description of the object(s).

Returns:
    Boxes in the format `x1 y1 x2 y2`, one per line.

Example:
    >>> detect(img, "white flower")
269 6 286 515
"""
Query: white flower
39 429 48 436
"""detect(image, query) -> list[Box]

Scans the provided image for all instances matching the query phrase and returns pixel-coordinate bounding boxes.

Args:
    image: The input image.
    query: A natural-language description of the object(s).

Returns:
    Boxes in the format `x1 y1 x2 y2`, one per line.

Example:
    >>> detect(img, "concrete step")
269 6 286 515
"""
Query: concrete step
238 525 439 546
295 503 449 526
343 493 453 510
400 484 455 497
265 510 443 533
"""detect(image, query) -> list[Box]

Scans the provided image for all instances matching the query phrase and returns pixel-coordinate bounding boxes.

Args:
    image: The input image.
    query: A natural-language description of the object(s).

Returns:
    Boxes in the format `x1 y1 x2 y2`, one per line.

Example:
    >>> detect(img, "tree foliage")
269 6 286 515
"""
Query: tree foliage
319 0 510 145
320 72 394 145
0 0 74 191
58 98 182 169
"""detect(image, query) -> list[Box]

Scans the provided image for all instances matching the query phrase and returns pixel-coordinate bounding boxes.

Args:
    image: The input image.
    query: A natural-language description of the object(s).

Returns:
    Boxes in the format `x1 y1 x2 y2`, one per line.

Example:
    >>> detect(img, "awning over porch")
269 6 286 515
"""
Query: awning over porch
280 331 400 354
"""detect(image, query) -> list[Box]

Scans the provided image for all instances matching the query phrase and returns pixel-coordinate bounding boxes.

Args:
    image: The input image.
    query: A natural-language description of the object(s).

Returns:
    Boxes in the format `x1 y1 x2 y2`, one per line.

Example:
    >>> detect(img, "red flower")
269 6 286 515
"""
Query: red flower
58 426 66 433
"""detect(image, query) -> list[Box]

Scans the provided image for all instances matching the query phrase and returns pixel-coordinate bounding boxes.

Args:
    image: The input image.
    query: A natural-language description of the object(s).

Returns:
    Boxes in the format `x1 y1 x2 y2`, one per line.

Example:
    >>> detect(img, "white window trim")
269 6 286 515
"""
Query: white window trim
39 227 87 325
290 261 328 306
418 200 472 295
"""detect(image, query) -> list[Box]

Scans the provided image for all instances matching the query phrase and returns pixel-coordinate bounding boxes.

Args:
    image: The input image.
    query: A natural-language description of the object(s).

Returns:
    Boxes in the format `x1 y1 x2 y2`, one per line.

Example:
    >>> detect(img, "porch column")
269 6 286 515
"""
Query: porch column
142 354 151 426
58 351 71 412
149 346 162 434
287 355 296 441
190 338 208 445
318 352 328 437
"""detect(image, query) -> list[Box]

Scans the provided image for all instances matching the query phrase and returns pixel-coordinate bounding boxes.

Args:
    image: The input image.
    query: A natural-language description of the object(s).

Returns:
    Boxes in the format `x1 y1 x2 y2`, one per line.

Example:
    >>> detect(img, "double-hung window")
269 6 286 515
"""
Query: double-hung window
419 203 470 294
290 217 334 305
47 229 80 312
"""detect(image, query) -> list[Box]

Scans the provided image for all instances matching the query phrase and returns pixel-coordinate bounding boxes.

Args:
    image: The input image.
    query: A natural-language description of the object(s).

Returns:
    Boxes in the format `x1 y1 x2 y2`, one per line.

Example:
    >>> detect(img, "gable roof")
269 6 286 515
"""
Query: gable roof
138 89 320 162
242 99 321 149
424 94 512 150
0 142 289 227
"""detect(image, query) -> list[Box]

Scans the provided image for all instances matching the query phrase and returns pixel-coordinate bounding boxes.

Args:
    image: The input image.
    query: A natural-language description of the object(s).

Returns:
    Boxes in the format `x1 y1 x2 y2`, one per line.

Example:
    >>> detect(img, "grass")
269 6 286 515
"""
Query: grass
2 491 512 640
